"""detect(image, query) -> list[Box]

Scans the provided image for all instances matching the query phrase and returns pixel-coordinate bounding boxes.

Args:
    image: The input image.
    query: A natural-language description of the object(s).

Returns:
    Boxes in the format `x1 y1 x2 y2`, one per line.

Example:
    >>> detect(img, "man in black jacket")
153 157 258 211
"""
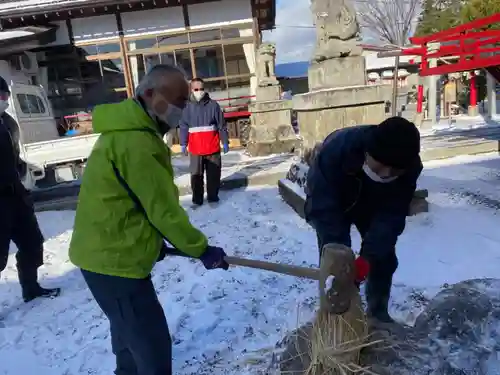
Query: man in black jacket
0 76 60 303
305 117 422 323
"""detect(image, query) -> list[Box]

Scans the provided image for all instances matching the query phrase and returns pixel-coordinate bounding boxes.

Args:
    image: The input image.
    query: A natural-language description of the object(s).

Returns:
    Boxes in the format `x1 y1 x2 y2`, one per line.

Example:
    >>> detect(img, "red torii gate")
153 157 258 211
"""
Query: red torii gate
381 13 500 116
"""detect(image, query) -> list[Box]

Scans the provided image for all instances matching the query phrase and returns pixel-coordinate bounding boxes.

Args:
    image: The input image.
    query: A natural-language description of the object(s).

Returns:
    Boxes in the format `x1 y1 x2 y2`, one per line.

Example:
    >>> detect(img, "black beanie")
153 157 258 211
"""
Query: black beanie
366 117 420 169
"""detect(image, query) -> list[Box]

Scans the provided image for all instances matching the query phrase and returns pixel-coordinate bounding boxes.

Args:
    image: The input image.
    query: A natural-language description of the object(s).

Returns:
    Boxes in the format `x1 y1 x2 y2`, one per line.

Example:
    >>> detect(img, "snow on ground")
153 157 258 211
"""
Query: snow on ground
2 153 500 374
421 114 500 135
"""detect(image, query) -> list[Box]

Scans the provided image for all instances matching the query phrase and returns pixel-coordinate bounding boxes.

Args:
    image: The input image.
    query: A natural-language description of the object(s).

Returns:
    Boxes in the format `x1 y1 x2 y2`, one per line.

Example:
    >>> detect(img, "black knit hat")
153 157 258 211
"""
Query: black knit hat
366 117 420 169
0 76 9 94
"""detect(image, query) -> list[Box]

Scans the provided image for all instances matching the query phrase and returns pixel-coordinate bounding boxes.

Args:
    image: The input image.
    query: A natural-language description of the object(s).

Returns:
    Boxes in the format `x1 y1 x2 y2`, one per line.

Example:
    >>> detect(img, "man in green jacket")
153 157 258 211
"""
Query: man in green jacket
69 64 228 375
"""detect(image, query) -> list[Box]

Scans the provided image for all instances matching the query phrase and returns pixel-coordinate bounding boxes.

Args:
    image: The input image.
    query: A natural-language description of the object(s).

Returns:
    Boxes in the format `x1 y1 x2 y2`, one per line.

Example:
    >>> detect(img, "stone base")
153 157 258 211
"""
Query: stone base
256 84 281 101
278 177 429 219
468 105 479 116
247 99 297 157
278 179 306 218
247 138 299 157
413 112 424 126
308 56 367 91
293 84 389 151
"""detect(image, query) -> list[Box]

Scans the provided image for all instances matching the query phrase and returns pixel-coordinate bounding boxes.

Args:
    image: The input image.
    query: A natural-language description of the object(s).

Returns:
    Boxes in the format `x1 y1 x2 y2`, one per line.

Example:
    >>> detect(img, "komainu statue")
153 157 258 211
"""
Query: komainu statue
256 42 279 86
311 0 363 63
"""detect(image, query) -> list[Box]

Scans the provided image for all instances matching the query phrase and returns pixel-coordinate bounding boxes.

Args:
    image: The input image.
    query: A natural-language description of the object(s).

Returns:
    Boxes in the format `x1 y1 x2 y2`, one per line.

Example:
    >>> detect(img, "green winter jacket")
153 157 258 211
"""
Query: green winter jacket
69 99 208 279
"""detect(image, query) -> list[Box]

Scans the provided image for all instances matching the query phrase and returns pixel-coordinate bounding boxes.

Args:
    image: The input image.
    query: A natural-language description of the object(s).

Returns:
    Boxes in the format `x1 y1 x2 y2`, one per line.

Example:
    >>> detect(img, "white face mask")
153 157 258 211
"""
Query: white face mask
362 163 399 183
193 90 205 102
0 100 9 114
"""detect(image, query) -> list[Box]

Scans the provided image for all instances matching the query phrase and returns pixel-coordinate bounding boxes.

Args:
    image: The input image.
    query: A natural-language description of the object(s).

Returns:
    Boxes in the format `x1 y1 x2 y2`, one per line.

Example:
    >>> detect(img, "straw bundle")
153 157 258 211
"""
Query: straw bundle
303 244 376 375
305 292 371 374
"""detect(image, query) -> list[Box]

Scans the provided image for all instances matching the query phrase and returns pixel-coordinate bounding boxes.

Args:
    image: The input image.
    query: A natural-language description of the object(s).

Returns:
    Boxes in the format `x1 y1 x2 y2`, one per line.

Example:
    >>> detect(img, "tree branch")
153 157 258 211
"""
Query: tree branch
357 0 422 46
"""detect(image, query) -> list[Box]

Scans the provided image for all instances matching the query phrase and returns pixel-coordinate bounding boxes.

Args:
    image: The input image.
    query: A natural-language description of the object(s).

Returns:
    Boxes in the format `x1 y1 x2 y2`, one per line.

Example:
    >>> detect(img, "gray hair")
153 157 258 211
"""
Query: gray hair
135 63 186 97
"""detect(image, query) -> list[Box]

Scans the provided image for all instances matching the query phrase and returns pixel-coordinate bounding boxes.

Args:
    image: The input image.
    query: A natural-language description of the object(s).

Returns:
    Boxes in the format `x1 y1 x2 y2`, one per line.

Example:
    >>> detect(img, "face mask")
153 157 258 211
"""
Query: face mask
362 163 398 183
149 90 184 134
192 90 205 102
0 100 9 114
164 104 183 128
152 103 183 135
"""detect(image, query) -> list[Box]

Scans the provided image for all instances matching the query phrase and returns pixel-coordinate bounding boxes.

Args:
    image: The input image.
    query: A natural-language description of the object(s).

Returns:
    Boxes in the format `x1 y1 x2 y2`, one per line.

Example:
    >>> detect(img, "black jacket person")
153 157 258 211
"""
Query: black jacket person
0 75 60 303
305 117 422 323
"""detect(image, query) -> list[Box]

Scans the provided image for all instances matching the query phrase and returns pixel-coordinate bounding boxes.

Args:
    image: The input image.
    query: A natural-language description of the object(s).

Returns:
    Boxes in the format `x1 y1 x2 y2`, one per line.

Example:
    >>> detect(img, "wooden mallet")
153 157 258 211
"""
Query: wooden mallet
166 243 356 314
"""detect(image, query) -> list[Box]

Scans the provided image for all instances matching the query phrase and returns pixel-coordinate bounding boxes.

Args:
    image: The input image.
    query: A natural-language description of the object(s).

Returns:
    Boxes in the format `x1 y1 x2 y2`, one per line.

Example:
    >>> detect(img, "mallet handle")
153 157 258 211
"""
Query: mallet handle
224 256 320 280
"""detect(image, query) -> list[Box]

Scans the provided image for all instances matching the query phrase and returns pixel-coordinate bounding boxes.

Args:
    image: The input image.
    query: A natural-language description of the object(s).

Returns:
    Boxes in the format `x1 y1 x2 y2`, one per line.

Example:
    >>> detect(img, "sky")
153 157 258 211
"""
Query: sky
262 0 422 65
262 0 315 64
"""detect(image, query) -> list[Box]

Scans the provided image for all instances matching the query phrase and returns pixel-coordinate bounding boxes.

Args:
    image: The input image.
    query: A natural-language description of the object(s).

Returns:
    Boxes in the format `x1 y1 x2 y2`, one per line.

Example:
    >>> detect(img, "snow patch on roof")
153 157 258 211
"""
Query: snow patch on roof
0 30 33 40
0 0 94 13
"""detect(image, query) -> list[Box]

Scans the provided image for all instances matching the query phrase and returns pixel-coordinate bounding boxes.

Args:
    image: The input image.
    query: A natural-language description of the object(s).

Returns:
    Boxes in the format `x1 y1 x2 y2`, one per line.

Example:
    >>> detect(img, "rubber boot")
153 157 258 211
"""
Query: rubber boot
17 266 60 303
365 277 394 324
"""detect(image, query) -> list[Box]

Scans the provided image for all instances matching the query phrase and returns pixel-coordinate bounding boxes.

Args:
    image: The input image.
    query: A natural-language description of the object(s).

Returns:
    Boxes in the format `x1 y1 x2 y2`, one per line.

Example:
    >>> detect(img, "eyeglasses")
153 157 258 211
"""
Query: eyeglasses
192 88 204 92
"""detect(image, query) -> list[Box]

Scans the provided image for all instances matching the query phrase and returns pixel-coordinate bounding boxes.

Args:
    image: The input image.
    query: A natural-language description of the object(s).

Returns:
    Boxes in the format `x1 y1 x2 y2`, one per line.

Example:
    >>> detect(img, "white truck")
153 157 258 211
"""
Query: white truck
0 50 98 190
6 81 98 190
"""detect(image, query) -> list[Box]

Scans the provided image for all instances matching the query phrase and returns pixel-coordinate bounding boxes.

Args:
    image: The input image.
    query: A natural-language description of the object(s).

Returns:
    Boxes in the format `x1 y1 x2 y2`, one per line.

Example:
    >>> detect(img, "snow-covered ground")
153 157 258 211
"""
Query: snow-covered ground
422 114 500 136
2 153 500 374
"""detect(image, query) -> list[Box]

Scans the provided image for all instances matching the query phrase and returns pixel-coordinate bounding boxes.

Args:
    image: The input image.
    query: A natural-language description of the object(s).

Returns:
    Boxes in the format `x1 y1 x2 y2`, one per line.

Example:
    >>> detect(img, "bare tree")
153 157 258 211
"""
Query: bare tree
356 0 422 116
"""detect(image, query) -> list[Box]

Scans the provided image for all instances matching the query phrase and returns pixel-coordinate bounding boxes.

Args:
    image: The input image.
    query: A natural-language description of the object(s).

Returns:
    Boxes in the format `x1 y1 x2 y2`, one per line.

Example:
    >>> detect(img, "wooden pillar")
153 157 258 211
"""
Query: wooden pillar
116 12 133 98
119 38 133 98
65 18 85 102
221 42 229 90
252 17 261 49
251 0 261 52
189 48 196 78
417 84 424 113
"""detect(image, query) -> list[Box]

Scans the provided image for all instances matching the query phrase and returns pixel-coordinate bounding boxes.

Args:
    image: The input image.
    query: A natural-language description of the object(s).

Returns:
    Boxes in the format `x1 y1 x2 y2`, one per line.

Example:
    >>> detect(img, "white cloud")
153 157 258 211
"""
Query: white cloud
262 0 315 64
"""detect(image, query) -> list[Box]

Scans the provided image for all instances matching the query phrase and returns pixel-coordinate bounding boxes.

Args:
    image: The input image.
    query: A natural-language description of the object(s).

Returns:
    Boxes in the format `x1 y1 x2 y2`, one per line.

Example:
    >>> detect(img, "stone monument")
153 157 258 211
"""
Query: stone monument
309 0 365 89
294 0 389 153
256 43 280 94
246 42 299 157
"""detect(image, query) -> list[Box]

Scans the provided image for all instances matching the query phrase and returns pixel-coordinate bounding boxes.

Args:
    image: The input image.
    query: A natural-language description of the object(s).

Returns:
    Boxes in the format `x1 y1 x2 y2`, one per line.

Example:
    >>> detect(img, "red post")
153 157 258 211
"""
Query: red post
417 85 424 113
470 71 477 108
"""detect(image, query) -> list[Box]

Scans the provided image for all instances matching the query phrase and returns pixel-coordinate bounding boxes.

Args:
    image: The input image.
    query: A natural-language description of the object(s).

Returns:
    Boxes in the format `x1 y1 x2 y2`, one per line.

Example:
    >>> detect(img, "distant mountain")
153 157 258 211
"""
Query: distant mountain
275 61 309 78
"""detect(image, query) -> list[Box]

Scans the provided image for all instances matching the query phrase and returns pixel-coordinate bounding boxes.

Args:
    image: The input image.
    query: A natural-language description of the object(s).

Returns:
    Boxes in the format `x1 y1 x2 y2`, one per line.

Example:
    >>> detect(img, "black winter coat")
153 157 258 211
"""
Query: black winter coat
0 113 27 190
304 125 423 260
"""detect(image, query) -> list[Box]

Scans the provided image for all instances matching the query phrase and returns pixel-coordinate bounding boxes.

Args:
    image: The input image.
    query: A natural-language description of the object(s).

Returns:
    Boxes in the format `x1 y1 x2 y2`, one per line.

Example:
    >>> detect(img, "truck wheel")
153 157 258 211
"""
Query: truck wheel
238 118 251 147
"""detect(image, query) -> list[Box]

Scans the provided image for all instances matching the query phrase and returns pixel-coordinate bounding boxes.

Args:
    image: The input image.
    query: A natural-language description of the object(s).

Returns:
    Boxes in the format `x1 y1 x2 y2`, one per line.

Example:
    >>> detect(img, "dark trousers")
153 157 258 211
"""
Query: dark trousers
189 152 222 205
317 213 398 304
81 270 172 375
0 188 44 291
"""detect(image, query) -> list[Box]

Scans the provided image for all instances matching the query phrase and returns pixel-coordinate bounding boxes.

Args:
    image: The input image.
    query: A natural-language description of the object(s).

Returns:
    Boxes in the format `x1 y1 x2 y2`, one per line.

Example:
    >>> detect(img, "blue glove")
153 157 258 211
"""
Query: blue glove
223 144 229 154
200 245 229 270
181 145 187 155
